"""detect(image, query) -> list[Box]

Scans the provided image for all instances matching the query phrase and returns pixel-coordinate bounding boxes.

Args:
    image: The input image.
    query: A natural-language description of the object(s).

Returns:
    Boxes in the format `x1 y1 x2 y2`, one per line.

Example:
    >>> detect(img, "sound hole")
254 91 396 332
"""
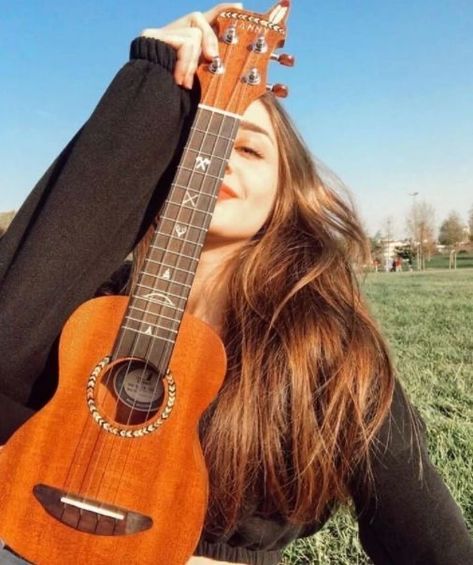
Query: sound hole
97 359 165 426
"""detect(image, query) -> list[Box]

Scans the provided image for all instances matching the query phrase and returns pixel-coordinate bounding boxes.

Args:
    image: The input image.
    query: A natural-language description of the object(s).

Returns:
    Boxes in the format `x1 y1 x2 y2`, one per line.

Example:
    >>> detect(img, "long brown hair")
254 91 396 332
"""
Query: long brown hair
132 93 395 532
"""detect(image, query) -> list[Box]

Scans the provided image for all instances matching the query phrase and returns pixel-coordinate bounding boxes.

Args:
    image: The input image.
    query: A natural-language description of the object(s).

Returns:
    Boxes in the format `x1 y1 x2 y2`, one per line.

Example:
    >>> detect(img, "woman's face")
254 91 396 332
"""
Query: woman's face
207 99 279 243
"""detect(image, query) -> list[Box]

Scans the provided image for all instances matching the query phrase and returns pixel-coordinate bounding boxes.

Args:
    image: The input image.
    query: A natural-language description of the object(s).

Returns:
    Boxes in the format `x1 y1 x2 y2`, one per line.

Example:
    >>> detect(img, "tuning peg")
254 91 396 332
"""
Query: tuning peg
270 53 295 67
266 83 289 98
209 56 225 75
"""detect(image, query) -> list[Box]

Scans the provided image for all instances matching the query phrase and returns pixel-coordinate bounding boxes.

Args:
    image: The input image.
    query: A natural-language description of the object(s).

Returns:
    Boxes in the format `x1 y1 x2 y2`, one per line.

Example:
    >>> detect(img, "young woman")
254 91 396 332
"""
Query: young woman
0 4 471 564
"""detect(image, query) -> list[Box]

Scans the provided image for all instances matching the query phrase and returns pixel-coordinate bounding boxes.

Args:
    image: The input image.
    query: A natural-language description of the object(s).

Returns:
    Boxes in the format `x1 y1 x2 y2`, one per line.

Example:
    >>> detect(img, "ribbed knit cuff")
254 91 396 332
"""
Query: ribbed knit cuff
195 539 282 565
129 37 177 72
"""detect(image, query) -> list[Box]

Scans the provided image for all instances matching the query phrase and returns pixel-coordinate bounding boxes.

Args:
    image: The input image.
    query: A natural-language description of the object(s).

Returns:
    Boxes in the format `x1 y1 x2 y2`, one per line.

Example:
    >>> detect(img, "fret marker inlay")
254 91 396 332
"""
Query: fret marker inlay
195 156 211 171
142 292 175 307
113 105 241 369
174 225 187 238
183 192 198 207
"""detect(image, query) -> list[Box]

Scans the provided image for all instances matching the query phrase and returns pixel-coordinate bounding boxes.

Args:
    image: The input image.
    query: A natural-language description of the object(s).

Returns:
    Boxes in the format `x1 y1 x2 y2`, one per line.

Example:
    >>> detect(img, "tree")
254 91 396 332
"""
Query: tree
438 211 465 246
405 200 436 270
370 231 384 266
394 244 415 262
468 205 473 242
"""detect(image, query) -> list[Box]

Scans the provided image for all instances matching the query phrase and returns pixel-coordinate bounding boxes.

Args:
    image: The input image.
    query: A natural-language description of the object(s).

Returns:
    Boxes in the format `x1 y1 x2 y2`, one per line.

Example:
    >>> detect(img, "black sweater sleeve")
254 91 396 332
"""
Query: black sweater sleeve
0 39 198 443
352 381 473 564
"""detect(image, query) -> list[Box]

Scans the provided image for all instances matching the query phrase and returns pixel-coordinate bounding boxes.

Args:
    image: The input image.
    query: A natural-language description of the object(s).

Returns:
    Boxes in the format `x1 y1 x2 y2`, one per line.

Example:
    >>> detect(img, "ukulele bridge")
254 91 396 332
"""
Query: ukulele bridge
33 484 152 536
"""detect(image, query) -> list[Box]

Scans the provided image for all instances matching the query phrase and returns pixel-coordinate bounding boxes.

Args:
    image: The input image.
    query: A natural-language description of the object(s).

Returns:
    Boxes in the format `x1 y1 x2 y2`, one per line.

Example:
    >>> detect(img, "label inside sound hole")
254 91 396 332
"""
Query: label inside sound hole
113 363 164 412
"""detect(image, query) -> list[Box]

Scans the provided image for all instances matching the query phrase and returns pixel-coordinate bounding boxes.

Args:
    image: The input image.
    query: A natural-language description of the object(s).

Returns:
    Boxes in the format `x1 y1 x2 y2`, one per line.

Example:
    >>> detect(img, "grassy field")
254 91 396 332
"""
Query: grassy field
421 253 473 270
281 269 473 564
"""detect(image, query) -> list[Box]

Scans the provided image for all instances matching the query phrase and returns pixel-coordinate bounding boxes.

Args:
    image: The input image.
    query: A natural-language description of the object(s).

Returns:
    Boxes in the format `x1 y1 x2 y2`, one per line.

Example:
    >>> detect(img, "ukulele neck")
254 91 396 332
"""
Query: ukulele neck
112 104 241 371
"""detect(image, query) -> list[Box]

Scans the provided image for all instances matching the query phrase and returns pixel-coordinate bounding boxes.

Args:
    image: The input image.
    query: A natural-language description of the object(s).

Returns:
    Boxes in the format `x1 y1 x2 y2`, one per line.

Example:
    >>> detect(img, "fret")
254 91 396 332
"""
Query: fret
153 234 204 249
124 315 179 334
113 106 241 362
137 272 192 289
178 165 225 182
172 182 219 197
188 138 233 165
190 126 235 141
158 215 209 233
164 191 214 215
160 236 203 249
198 103 242 120
143 258 195 276
185 148 227 163
130 293 185 313
149 244 201 260
154 231 208 249
121 325 175 344
136 282 189 302
163 200 213 216
129 304 184 322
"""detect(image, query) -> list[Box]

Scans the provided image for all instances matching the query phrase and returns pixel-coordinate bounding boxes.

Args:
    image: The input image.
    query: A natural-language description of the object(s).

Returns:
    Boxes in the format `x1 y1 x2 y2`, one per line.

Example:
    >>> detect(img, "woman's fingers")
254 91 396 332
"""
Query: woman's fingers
140 3 243 89
142 28 203 88
188 11 219 60
173 31 201 89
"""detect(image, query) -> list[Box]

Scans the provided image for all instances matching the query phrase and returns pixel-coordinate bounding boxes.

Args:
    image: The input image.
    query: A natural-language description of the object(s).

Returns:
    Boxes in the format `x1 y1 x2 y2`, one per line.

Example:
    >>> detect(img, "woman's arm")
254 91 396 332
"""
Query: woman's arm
352 381 473 563
0 36 198 444
0 3 243 445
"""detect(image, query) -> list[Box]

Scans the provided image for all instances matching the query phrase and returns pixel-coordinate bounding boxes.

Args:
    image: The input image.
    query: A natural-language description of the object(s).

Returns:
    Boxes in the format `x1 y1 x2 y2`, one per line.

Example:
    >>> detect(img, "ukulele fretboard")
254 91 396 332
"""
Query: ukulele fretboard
112 105 241 371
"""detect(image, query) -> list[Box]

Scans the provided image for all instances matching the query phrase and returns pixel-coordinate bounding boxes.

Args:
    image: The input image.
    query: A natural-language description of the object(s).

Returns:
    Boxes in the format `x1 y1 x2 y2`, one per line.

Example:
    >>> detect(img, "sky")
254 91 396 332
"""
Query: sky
1 0 472 238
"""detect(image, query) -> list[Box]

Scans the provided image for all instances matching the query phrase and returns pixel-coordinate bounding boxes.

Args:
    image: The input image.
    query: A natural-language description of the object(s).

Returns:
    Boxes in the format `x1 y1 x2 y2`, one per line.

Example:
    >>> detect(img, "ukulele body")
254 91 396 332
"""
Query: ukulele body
0 295 226 565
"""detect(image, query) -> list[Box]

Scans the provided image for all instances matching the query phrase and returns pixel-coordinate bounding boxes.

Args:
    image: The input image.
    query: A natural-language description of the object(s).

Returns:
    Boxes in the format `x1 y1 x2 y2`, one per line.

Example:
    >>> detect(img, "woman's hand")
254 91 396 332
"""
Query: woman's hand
140 3 243 89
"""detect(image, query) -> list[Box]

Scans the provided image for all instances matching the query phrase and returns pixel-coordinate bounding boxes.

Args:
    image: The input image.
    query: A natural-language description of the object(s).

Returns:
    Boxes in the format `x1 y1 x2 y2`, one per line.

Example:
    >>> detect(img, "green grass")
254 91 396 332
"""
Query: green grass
422 253 473 270
281 269 473 564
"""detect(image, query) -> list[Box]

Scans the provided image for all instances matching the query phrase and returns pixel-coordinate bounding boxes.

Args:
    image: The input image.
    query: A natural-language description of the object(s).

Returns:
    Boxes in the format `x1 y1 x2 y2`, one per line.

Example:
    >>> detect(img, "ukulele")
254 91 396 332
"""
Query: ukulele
0 3 291 563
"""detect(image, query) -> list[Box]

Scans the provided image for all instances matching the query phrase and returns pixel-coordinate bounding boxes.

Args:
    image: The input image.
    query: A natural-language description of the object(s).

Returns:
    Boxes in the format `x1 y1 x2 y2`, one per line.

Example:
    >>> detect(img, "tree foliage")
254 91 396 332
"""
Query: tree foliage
439 211 465 246
468 205 473 242
405 200 436 269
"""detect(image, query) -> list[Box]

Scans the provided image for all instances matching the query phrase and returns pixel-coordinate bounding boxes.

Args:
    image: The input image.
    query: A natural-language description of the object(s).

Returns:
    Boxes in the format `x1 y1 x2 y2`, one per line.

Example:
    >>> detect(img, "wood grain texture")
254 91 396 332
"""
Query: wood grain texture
0 296 226 565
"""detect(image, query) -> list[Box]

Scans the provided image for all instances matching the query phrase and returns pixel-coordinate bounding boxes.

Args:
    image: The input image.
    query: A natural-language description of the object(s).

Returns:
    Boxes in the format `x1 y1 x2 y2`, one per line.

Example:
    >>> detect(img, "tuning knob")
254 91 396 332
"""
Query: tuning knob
266 83 289 98
245 68 261 85
209 56 225 75
253 35 268 53
223 24 238 44
270 53 295 67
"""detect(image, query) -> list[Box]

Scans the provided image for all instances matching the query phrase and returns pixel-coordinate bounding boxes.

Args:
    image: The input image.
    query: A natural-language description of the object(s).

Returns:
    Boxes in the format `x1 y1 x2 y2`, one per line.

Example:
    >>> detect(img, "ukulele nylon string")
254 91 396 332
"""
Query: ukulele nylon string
89 106 230 504
108 26 248 468
110 26 261 432
66 22 264 507
76 117 212 504
129 26 254 431
109 29 265 502
108 106 240 505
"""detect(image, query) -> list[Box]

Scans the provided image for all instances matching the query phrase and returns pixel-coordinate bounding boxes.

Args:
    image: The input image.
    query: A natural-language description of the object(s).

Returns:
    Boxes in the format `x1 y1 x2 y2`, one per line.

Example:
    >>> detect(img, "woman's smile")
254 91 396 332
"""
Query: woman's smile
217 183 238 200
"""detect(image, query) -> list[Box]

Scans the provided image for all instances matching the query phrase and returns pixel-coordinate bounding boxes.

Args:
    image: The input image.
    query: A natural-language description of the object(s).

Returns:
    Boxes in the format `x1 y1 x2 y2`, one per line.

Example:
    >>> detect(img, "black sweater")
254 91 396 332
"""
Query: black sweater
0 38 471 564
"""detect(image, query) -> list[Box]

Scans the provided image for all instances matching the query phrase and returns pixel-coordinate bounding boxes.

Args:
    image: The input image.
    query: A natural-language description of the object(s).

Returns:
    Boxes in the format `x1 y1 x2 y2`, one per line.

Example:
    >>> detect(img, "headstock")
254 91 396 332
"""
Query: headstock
196 1 293 116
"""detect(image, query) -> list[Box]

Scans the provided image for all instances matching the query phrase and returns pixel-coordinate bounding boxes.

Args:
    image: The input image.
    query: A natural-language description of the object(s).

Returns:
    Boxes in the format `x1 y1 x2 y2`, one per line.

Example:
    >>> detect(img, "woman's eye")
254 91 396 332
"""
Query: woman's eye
237 146 263 158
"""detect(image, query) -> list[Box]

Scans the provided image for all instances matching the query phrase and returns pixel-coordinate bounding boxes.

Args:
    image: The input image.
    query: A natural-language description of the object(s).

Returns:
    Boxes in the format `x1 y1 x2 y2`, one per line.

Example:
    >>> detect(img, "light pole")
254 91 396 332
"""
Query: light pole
408 192 419 270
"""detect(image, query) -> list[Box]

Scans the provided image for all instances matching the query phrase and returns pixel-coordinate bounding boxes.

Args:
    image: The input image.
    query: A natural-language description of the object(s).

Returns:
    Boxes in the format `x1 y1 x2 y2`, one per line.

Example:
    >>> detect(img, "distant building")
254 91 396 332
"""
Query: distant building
0 210 16 235
377 238 410 269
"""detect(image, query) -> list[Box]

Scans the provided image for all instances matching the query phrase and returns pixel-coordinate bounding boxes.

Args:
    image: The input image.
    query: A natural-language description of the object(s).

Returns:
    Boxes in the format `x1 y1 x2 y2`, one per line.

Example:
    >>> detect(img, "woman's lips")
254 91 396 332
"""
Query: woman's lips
217 183 238 200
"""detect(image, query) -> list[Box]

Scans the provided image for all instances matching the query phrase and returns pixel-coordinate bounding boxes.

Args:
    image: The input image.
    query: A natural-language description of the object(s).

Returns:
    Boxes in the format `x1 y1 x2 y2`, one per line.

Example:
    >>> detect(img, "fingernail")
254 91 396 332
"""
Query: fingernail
185 76 194 90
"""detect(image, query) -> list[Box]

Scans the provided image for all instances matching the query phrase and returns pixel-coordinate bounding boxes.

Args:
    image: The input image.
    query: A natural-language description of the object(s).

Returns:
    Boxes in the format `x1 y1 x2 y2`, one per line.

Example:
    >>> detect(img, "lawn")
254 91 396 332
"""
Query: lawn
422 253 473 270
282 269 473 564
